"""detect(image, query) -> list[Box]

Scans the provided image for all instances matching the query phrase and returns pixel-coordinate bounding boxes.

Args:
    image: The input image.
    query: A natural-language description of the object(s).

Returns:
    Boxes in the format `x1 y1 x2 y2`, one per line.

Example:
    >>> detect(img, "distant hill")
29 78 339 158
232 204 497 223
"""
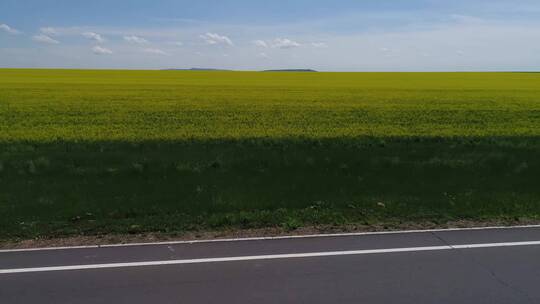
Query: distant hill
263 69 318 72
163 68 230 71
162 68 318 72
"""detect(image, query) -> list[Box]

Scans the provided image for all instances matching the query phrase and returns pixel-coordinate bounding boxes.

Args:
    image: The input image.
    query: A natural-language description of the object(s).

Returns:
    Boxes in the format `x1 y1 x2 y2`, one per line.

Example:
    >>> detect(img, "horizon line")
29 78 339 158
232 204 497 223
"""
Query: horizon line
1 67 539 73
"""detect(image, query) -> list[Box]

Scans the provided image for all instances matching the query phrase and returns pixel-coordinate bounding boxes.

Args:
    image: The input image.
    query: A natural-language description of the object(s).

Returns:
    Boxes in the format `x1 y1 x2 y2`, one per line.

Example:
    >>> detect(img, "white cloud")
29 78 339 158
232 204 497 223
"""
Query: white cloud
143 48 167 55
83 32 105 43
173 41 184 46
32 34 59 44
257 52 270 59
200 33 233 46
40 27 58 36
0 23 20 34
379 47 398 57
253 40 268 48
92 46 112 55
123 35 148 44
311 42 328 48
271 38 301 49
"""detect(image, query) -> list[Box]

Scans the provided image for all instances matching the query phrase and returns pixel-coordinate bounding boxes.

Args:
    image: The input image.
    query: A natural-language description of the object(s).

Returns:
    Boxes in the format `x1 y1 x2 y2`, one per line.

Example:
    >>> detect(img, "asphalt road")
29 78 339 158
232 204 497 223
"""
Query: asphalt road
1 226 540 304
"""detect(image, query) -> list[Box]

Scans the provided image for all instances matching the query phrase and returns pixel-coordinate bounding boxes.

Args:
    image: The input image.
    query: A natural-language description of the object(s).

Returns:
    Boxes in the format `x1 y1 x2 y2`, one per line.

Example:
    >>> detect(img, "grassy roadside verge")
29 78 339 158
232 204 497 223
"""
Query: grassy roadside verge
2 137 539 241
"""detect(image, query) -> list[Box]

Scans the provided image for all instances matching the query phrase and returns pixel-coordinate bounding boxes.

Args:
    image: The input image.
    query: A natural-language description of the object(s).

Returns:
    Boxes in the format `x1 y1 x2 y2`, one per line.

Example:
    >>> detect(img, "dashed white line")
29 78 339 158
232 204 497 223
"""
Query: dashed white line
2 240 540 275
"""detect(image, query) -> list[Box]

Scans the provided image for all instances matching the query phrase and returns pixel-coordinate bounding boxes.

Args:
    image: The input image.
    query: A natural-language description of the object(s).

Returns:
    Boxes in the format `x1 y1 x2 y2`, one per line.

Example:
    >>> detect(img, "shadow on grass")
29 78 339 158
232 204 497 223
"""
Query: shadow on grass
1 136 539 239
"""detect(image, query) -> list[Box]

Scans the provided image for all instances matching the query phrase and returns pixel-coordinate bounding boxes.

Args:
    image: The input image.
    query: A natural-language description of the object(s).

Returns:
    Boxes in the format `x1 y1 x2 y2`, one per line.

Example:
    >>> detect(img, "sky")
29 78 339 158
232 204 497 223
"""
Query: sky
1 0 540 71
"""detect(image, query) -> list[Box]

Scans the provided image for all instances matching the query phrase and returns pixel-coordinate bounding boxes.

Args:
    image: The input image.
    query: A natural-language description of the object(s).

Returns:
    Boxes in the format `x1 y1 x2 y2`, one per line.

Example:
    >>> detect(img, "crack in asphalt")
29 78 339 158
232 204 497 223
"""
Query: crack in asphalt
431 231 533 303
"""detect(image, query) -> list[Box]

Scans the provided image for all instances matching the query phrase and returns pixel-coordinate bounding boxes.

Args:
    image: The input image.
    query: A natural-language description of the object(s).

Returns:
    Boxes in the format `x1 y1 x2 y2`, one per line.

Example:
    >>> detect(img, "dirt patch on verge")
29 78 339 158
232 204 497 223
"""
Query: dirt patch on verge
2 219 539 250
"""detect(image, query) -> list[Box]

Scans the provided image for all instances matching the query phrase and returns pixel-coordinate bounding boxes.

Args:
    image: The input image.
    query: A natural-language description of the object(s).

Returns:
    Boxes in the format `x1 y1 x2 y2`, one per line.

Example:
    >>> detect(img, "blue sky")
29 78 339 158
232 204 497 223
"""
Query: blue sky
1 0 539 71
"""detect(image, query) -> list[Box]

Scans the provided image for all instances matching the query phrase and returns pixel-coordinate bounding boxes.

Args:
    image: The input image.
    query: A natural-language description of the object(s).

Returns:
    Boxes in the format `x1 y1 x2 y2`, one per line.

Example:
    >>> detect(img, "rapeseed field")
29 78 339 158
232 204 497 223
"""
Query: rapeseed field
1 69 539 240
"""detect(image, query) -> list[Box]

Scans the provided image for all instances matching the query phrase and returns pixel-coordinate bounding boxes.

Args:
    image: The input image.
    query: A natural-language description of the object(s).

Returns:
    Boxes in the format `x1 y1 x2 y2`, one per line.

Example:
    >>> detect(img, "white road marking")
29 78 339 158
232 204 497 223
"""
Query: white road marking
1 224 539 253
2 240 540 275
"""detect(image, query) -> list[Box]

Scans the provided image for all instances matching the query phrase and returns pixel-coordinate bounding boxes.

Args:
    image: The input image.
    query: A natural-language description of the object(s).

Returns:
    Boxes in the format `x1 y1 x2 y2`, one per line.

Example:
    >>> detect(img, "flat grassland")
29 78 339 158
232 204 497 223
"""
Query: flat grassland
1 69 539 240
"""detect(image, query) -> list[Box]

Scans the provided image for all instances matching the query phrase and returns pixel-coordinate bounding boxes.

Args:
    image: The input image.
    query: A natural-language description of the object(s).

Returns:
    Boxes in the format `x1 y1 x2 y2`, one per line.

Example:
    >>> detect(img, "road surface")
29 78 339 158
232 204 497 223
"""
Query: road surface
1 226 540 303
